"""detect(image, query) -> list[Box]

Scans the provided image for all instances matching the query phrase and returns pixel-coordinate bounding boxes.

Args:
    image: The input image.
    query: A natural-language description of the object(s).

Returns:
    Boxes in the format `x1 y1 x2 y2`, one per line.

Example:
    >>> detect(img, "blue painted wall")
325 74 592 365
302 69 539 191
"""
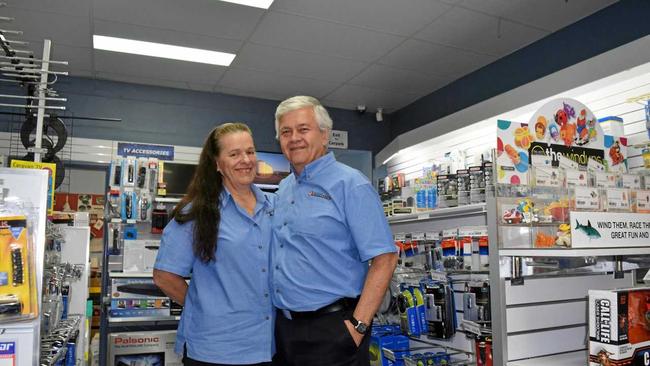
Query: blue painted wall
0 77 391 154
389 0 650 139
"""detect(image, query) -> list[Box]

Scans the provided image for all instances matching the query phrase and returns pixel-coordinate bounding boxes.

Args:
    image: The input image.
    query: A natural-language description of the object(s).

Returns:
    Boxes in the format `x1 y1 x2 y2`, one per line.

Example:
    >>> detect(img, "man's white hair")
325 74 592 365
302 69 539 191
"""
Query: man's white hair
274 95 333 139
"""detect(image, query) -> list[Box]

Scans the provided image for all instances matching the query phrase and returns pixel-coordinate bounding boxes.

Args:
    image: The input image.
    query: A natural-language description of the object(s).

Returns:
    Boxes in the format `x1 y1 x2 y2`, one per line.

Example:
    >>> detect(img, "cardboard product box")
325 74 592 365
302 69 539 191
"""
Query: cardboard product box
589 287 650 365
108 330 181 366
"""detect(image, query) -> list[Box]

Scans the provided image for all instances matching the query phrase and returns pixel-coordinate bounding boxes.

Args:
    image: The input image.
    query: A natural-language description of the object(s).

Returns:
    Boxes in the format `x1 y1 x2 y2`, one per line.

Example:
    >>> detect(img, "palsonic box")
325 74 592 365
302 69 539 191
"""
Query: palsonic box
589 287 650 365
108 330 181 366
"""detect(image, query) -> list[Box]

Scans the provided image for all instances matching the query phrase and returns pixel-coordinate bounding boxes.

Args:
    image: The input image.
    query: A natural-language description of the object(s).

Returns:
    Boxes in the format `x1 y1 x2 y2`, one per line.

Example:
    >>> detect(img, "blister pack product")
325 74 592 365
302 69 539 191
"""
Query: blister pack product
109 158 124 188
121 190 137 222
138 193 152 222
123 157 137 187
0 214 37 322
457 169 471 206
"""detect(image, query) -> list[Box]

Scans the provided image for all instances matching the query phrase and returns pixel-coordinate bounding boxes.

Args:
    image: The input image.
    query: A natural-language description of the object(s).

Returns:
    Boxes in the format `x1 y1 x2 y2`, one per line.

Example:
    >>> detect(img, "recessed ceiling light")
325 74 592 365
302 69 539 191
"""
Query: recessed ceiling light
219 0 274 9
93 35 236 66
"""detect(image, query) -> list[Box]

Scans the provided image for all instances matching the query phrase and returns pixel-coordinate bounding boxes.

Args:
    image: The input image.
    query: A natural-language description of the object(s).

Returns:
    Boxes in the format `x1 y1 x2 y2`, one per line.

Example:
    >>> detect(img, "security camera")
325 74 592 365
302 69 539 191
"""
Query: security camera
376 107 384 122
357 104 366 114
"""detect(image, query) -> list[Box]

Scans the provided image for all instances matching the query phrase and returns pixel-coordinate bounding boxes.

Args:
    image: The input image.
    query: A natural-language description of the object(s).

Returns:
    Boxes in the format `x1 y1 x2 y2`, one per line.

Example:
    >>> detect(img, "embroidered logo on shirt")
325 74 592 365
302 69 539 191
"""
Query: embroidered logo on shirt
308 191 332 200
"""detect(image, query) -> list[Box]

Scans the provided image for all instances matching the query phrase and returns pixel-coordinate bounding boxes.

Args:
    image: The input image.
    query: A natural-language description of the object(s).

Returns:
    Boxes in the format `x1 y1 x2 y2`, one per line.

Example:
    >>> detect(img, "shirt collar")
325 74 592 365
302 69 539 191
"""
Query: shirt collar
220 184 271 211
293 152 335 181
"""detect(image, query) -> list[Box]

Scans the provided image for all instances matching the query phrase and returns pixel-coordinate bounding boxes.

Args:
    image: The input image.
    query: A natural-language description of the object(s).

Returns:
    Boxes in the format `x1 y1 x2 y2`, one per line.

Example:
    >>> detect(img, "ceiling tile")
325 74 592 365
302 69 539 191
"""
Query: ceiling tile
249 11 405 62
6 0 91 17
213 85 285 102
272 0 452 36
378 39 497 79
92 0 265 40
458 0 617 32
219 68 341 100
94 71 191 90
324 84 420 112
414 6 549 57
233 43 368 83
94 50 227 85
93 20 243 54
25 41 93 76
3 8 91 47
348 64 450 95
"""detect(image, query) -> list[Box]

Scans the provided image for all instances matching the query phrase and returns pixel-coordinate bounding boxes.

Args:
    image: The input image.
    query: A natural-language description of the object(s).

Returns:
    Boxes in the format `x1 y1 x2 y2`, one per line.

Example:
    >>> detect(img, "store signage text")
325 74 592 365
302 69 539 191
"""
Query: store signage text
529 142 604 168
570 211 650 248
117 142 175 160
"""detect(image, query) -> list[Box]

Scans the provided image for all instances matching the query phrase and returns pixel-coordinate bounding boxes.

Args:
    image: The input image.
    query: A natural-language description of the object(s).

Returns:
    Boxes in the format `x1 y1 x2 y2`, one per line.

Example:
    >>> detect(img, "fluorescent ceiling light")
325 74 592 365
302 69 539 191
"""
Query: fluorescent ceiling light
218 0 274 9
93 35 236 66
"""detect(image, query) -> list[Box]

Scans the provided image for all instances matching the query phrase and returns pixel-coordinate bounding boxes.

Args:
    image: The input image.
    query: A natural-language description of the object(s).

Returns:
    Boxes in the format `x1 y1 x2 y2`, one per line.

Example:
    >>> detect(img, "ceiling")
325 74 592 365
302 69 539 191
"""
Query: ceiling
2 0 617 113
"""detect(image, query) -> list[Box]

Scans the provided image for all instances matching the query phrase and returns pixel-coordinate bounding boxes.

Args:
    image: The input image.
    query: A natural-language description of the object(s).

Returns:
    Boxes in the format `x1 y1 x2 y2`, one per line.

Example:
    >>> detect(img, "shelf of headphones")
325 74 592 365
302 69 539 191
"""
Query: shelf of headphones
387 203 487 224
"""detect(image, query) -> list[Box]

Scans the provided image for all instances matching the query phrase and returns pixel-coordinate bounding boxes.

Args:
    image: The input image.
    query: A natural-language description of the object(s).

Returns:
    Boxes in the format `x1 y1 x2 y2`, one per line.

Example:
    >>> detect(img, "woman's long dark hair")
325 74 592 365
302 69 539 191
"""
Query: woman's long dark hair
172 122 253 263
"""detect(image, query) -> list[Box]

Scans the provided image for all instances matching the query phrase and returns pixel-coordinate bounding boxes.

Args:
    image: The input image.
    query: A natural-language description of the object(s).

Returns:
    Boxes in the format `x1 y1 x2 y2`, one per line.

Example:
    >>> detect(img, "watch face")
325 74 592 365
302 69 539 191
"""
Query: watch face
356 322 368 334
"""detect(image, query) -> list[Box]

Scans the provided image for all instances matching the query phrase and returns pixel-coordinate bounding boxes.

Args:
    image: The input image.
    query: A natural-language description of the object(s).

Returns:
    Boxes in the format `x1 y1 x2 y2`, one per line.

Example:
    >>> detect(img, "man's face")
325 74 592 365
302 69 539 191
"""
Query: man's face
278 106 328 174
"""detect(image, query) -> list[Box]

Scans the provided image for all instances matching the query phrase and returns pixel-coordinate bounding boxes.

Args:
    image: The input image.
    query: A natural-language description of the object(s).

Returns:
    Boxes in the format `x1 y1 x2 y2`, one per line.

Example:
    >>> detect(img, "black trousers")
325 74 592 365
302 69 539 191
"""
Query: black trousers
272 309 371 366
183 345 272 366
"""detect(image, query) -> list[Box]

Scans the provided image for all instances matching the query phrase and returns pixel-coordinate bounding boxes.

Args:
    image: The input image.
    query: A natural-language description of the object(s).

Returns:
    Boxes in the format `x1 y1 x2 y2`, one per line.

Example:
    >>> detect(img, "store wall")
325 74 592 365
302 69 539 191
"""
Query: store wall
389 0 650 140
0 77 392 155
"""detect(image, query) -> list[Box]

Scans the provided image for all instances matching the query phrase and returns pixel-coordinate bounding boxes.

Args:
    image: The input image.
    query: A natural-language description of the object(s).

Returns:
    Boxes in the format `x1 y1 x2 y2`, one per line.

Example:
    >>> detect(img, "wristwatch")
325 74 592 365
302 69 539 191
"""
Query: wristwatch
348 315 369 335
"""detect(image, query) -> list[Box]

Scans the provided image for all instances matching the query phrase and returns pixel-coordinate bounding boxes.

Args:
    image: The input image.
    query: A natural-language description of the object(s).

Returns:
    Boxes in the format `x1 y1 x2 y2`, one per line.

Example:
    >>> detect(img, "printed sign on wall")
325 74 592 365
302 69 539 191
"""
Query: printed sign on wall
328 130 348 149
570 211 650 248
117 142 174 160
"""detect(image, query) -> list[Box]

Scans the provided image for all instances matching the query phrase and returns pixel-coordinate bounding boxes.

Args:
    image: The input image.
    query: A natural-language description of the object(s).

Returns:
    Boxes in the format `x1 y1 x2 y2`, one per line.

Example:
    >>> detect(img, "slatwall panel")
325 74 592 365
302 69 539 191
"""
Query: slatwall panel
0 132 202 165
503 273 634 362
386 69 650 179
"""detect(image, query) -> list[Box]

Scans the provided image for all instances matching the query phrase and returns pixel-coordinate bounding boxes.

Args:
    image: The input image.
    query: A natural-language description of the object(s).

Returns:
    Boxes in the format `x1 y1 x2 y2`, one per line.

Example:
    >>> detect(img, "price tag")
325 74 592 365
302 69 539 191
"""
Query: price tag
418 213 429 220
606 188 630 210
574 187 600 210
636 190 650 213
565 169 588 187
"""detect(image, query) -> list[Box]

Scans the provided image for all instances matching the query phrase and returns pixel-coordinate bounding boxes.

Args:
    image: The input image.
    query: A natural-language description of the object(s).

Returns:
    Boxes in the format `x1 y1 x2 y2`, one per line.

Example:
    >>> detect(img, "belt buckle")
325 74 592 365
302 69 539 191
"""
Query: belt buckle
281 309 293 320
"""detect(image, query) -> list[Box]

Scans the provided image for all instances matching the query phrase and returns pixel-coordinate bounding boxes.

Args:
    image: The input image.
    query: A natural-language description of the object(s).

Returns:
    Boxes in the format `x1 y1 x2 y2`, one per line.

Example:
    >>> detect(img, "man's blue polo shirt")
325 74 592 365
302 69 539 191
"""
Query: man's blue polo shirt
271 152 396 311
154 185 275 364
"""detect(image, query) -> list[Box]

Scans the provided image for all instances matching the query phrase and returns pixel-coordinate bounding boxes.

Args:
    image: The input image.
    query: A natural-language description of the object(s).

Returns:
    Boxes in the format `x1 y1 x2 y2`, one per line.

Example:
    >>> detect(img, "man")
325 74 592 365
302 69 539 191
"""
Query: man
271 96 398 366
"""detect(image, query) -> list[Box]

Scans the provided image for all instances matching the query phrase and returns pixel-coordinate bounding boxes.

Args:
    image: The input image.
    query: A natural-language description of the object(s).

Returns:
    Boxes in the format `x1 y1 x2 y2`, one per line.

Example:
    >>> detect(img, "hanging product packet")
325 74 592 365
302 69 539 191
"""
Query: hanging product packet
0 195 38 322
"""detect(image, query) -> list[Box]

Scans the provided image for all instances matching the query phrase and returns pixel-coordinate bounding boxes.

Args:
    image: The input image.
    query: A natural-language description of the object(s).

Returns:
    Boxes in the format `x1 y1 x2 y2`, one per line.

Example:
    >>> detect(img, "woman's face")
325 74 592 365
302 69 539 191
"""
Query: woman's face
216 131 257 189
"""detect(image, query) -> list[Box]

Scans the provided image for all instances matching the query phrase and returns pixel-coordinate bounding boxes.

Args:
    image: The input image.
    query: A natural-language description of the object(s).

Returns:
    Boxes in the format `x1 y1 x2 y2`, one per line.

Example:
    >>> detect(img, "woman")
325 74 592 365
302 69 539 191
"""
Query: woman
153 123 274 366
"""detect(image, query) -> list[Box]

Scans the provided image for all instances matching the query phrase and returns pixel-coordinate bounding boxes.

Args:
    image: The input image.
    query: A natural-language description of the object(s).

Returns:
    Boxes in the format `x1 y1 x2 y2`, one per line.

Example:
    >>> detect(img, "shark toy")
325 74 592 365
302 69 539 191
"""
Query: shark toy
575 220 601 239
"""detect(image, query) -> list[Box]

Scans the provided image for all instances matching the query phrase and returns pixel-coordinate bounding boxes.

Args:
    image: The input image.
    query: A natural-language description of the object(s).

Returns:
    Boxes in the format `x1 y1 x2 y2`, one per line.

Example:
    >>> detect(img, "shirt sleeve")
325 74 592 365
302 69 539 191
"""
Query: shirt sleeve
154 218 195 277
344 183 396 262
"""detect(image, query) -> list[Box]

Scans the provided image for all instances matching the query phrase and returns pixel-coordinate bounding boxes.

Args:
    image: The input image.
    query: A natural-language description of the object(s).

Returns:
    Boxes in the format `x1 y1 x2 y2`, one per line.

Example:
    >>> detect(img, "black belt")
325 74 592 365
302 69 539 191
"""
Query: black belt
285 297 359 320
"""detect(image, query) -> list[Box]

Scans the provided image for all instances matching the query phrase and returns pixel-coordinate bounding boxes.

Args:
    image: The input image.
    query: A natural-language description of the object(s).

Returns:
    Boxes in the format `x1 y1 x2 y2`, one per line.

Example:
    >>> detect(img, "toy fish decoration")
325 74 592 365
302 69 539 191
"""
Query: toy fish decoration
575 220 601 239
563 102 576 119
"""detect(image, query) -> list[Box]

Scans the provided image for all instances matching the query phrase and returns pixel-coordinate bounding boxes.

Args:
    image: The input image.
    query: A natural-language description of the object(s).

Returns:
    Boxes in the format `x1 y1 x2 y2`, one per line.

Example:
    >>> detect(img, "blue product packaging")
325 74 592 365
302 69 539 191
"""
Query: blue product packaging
412 286 428 334
416 189 426 210
393 335 410 366
65 342 76 366
427 187 437 209
370 334 394 366
61 285 69 320
402 288 420 336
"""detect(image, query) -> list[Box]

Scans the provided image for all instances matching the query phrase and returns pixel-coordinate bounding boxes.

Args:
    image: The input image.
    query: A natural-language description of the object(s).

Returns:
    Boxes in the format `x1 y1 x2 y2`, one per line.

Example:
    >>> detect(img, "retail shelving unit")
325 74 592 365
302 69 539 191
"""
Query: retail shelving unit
386 195 650 365
387 203 488 364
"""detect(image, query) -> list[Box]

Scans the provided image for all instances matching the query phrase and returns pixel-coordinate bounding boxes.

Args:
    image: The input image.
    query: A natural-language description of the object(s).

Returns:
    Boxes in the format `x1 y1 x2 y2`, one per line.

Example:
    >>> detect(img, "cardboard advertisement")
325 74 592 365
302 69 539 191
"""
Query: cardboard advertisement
9 160 56 214
496 120 530 185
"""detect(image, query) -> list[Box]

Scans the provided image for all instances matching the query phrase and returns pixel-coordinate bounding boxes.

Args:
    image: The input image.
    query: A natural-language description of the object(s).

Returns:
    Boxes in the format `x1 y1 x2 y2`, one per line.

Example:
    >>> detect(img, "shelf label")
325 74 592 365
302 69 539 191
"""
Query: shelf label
570 211 650 248
606 188 630 211
460 320 482 336
637 190 650 213
574 187 600 210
